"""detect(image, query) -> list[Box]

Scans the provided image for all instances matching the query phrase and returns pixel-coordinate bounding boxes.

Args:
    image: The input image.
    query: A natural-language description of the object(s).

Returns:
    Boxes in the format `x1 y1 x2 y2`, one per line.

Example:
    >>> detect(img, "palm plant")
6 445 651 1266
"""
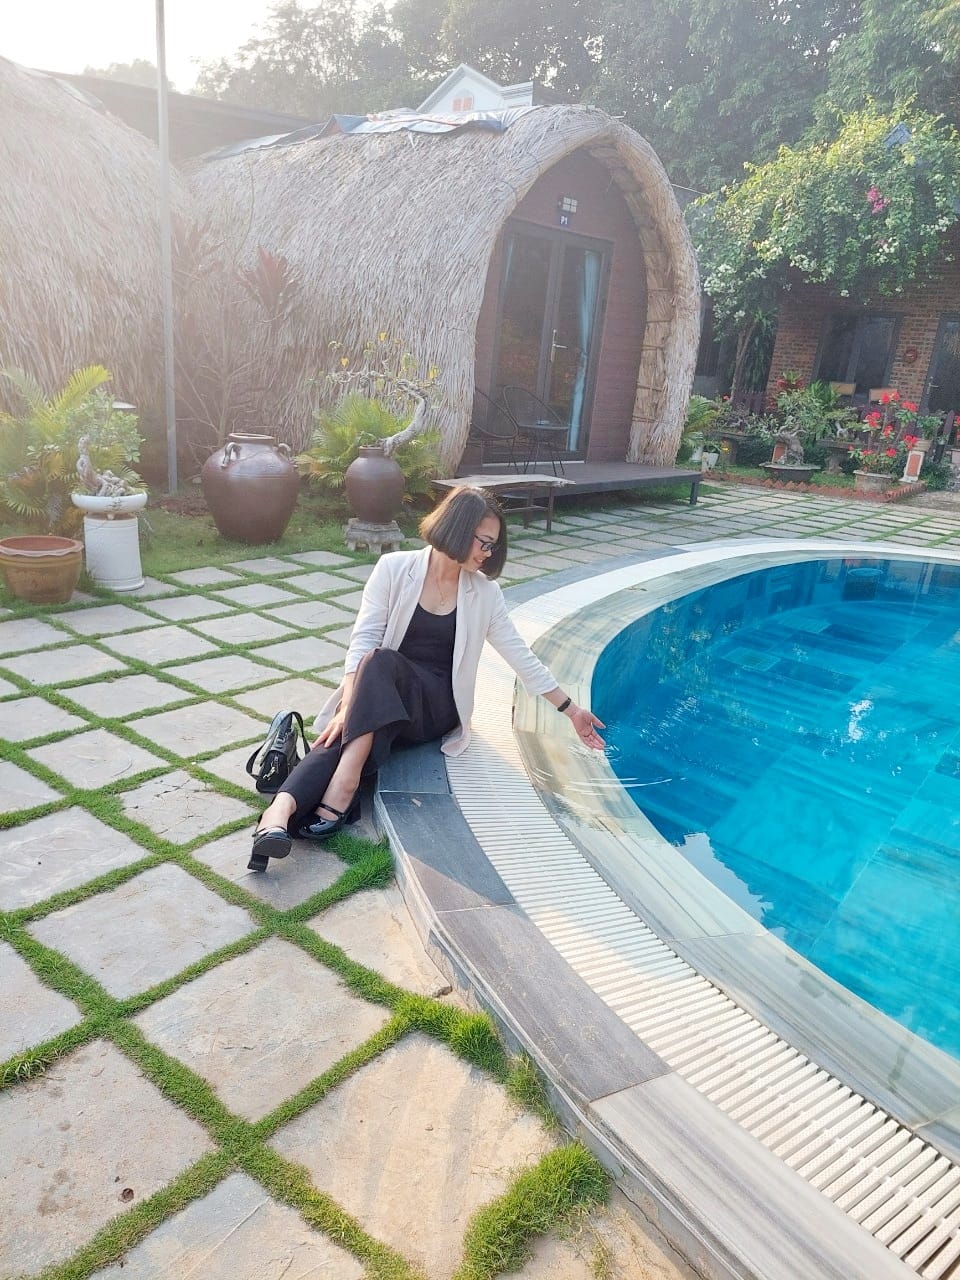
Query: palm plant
298 393 440 503
0 366 144 534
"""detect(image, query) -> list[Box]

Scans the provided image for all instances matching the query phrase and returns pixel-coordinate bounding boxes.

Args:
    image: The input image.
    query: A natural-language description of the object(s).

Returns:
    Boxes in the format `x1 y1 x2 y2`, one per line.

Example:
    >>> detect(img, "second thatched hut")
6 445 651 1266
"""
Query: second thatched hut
187 104 700 472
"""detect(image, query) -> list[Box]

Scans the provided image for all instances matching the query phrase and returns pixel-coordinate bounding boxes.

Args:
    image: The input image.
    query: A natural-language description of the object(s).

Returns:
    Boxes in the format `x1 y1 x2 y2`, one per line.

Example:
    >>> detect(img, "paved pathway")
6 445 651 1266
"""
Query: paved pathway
3 482 960 1279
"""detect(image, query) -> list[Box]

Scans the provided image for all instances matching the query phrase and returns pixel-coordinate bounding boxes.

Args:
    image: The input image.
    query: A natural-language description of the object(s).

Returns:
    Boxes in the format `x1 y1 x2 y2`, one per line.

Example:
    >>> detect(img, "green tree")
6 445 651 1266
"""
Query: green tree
193 0 426 115
820 0 960 129
691 106 960 389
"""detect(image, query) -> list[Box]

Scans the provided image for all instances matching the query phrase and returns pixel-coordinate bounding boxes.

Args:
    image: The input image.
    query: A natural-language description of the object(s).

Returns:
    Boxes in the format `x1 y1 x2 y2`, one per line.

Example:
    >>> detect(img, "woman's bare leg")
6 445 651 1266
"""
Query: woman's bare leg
316 733 373 817
257 791 298 831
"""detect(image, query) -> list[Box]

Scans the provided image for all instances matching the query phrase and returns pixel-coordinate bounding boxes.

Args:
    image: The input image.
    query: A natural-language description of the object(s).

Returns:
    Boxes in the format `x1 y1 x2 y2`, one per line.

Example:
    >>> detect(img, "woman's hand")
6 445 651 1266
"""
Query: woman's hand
567 704 606 750
313 706 347 748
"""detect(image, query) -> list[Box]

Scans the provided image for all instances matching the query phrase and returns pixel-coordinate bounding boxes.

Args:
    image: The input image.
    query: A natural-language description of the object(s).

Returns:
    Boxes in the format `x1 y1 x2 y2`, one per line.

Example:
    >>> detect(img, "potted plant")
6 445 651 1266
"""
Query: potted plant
298 337 440 551
0 366 146 602
850 431 912 493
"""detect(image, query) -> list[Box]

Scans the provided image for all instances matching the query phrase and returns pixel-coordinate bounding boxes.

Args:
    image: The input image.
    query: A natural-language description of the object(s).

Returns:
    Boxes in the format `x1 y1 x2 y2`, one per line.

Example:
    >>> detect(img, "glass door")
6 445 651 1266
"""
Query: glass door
926 317 960 412
492 223 609 455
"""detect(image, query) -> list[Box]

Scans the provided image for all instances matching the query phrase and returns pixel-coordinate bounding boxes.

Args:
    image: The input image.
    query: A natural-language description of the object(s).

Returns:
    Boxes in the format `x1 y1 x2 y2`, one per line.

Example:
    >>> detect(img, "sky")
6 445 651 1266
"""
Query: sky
2 0 276 93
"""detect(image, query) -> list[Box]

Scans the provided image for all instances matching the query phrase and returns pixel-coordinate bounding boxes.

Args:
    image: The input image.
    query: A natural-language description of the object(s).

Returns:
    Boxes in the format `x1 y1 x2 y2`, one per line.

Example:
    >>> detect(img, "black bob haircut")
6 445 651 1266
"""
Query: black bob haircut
419 486 507 578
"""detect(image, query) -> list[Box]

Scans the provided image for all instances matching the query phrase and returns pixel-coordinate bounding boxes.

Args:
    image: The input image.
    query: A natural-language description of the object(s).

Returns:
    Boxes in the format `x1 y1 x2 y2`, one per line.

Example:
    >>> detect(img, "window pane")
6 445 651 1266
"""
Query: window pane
817 314 858 383
853 315 896 392
928 319 960 413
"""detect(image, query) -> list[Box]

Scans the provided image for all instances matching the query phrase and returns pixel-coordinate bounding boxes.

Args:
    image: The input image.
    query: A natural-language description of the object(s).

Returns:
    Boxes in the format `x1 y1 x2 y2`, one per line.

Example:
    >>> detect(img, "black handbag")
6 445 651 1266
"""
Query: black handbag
245 710 306 794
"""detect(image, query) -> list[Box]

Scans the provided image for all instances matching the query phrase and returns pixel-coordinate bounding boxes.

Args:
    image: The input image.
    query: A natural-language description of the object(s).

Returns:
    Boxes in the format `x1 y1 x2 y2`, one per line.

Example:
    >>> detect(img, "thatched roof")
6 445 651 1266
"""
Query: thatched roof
0 57 191 413
188 105 700 469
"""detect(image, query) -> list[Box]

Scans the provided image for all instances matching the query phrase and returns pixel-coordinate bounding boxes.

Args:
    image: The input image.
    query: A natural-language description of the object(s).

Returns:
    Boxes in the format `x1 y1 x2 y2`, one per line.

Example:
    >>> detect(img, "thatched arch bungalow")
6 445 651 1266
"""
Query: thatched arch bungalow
0 57 190 414
188 105 700 471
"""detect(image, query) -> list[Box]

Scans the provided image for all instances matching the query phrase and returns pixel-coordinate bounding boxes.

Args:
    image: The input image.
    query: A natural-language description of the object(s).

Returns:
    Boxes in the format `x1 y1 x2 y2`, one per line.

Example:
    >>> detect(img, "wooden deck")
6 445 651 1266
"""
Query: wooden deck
456 461 703 505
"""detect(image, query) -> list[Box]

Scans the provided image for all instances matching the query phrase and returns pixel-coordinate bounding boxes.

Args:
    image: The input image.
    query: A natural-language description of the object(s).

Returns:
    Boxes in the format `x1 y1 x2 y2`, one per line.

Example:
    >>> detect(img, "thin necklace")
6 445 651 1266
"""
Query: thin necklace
432 558 454 608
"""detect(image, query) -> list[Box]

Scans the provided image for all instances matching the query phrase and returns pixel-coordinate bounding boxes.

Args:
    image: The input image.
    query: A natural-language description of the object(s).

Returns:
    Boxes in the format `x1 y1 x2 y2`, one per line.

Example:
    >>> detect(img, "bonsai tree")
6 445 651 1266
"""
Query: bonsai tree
0 366 144 535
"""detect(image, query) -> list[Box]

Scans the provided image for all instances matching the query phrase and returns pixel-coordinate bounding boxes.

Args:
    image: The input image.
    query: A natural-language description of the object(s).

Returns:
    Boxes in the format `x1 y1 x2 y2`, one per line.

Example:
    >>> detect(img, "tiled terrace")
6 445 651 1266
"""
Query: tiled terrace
3 482 960 1279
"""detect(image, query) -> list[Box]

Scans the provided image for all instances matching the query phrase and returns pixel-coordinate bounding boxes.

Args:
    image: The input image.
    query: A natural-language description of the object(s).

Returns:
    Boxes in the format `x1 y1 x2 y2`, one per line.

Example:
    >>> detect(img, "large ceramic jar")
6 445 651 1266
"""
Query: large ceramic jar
344 445 405 523
201 433 300 544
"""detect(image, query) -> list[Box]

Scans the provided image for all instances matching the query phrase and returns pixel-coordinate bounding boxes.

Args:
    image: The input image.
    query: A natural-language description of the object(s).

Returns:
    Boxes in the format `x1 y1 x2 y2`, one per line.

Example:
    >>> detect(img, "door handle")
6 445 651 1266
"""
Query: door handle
549 329 566 363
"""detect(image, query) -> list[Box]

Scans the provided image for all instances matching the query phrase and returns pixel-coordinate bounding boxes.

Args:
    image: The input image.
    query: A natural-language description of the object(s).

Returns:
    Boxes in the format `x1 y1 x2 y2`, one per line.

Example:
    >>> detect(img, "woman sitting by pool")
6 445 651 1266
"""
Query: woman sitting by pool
249 484 605 870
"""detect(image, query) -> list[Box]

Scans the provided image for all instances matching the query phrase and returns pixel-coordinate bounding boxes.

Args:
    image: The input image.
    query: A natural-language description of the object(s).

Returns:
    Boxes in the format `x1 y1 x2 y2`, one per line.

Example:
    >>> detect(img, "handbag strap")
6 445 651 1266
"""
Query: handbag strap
245 710 307 778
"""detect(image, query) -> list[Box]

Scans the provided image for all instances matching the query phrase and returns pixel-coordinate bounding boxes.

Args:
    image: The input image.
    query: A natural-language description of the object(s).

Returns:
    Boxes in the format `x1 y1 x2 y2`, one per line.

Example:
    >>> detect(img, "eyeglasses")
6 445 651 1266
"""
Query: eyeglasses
473 534 499 555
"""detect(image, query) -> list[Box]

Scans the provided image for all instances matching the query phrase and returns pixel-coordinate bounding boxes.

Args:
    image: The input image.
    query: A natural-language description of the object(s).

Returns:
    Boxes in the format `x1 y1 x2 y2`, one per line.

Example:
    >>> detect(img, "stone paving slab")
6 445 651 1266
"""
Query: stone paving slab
168 566 243 587
0 695 87 741
335 589 365 611
168 653 287 694
191 830 344 909
187 612 296 645
288 549 355 567
128 702 264 757
233 675 332 720
29 864 255 999
100 624 219 665
265 599 356 629
64 672 191 716
0 759 63 815
0 674 18 696
0 1039 212 1276
135 937 391 1120
271 1032 555 1280
0 941 81 1060
249 635 347 673
89 1172 365 1280
0 617 67 655
311 883 452 997
28 727 166 790
211 582 304 607
120 770 254 842
226 555 303 576
0 808 148 910
2 643 129 684
141 593 236 622
281 570 357 595
336 564 375 582
54 604 162 636
195 741 262 793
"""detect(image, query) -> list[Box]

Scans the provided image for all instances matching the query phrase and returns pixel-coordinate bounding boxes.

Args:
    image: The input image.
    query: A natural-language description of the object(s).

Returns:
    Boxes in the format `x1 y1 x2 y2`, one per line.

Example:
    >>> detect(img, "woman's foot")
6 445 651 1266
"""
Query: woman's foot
297 790 361 841
248 794 297 871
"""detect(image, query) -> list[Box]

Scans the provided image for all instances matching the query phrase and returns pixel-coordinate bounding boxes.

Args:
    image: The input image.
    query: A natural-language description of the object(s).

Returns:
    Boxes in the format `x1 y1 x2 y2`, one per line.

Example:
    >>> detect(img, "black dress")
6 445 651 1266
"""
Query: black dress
277 604 459 832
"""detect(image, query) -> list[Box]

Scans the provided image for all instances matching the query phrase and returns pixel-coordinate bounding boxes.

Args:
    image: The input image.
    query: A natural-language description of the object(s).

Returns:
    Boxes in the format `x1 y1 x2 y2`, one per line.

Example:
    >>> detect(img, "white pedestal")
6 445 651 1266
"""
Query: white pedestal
82 514 144 590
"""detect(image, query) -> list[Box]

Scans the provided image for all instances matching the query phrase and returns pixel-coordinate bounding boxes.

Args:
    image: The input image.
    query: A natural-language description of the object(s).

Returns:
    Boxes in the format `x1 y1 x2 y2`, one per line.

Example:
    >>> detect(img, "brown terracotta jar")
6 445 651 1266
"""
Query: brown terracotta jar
201 433 300 544
344 445 405 523
0 535 83 604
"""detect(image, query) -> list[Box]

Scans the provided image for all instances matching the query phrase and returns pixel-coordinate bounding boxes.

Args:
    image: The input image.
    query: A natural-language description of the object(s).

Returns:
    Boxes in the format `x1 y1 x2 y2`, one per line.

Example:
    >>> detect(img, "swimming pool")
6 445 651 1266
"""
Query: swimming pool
592 556 960 1062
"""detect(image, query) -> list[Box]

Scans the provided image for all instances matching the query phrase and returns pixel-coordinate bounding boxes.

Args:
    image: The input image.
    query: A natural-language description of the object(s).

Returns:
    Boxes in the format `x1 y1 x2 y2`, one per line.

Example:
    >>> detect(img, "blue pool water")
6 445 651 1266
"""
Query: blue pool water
593 557 960 1061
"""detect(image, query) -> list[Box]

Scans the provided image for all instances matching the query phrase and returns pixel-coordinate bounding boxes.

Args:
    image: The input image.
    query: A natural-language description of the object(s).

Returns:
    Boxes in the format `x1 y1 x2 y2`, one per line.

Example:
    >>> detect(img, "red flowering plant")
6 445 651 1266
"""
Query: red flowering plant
893 398 943 442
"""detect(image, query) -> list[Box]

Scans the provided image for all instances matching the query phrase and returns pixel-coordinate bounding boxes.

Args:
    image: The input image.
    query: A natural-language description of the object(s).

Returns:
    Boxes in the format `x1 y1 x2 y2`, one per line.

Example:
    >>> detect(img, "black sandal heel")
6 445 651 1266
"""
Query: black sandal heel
247 825 292 871
296 792 361 841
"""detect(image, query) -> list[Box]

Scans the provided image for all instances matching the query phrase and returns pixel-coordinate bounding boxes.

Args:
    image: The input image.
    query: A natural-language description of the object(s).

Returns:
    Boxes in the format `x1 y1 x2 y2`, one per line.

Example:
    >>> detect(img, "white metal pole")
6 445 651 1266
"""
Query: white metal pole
156 0 178 493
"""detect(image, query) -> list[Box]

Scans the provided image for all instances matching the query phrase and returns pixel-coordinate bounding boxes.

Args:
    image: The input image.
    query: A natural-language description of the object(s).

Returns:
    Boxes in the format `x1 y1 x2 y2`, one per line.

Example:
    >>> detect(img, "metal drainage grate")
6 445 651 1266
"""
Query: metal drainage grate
447 658 960 1280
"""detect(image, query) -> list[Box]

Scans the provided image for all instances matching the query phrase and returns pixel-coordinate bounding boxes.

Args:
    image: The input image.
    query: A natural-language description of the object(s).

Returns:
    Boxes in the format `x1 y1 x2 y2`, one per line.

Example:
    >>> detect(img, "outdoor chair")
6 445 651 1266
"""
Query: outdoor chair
468 387 521 471
501 386 568 476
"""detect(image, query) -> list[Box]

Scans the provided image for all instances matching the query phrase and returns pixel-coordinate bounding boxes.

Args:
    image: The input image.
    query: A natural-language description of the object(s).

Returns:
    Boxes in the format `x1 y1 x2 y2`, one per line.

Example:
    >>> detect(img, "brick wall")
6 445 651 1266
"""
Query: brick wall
766 226 960 406
473 148 647 462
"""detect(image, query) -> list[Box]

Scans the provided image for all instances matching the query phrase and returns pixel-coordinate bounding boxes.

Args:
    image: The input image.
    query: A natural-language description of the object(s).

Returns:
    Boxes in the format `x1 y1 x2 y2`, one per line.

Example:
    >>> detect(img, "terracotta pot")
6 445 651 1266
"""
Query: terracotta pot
0 535 83 604
853 468 893 494
201 433 300 544
344 445 405 523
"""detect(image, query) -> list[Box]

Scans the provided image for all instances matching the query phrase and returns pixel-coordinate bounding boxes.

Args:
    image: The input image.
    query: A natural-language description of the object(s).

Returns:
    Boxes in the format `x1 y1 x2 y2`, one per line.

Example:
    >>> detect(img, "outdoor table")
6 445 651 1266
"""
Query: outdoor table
434 473 572 533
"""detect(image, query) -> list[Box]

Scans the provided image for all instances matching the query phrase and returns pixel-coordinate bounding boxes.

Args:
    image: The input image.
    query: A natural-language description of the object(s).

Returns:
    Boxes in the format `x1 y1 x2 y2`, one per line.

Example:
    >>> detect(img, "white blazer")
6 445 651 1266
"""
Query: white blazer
315 546 558 755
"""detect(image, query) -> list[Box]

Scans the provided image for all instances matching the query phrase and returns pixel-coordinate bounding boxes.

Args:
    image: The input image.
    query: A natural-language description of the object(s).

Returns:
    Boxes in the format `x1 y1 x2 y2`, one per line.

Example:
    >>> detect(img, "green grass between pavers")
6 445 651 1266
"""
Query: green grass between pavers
454 1143 609 1280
